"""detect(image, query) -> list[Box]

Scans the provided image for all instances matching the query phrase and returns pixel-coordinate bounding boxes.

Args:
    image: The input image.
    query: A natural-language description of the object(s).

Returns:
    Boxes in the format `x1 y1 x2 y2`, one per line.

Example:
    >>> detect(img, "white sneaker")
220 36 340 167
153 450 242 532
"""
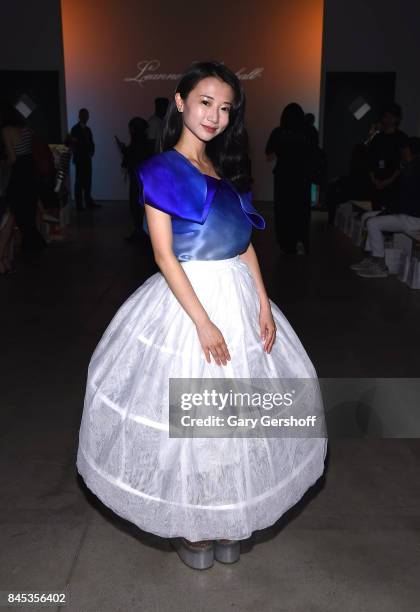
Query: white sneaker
356 261 389 278
349 257 372 271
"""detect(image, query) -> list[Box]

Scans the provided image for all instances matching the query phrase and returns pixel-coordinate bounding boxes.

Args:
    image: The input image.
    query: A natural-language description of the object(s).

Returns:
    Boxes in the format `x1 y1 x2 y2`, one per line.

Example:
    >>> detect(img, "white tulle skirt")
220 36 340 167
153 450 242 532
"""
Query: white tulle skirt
76 255 327 540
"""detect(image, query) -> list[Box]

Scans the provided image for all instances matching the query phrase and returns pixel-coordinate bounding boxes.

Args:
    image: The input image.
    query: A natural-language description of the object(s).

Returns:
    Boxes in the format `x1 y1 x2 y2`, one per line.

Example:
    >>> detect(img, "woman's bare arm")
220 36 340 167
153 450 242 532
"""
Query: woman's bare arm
239 242 270 307
144 203 231 365
239 242 276 353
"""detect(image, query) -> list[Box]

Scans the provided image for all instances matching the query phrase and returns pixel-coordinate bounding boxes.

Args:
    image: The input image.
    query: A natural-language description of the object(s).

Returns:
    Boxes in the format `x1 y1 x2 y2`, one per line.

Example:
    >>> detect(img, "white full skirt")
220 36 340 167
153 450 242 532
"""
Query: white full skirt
76 255 327 540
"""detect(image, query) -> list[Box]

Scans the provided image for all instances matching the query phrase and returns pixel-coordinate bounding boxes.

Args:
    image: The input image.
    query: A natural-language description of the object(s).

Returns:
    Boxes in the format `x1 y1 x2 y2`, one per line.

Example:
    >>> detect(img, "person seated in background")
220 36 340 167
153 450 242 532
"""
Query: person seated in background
326 142 372 225
367 102 408 213
351 137 420 278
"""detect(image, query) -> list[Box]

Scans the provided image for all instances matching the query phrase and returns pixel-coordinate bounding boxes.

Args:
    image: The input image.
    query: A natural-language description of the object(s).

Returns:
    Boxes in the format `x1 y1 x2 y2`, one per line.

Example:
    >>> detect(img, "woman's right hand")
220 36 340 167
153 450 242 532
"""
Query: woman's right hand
195 319 231 366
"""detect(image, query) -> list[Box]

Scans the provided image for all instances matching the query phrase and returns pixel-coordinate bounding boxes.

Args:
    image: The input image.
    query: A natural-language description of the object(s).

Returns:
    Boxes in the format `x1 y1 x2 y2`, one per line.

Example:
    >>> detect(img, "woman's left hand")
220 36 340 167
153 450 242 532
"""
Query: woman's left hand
259 301 277 354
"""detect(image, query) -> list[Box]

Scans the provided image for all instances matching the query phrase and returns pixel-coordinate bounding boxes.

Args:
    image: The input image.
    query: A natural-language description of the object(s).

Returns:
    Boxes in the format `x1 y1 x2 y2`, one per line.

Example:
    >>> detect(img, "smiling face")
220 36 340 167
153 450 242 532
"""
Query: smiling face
175 76 235 142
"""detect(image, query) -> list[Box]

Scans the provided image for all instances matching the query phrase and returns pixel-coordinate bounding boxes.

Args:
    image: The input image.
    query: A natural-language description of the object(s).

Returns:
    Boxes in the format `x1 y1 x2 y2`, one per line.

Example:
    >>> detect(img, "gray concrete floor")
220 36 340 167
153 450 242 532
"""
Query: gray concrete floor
1 202 419 612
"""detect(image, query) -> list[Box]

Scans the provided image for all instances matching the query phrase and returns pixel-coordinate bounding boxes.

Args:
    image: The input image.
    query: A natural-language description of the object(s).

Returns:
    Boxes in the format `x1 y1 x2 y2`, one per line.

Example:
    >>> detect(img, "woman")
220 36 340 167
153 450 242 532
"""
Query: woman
1 106 46 253
76 61 327 570
265 103 315 255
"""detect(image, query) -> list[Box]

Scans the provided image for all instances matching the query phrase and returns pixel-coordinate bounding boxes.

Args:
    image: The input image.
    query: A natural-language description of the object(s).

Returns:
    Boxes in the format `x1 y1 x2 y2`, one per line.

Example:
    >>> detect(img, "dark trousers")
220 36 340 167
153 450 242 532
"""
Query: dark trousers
74 157 93 207
371 180 400 212
7 155 46 251
273 178 311 254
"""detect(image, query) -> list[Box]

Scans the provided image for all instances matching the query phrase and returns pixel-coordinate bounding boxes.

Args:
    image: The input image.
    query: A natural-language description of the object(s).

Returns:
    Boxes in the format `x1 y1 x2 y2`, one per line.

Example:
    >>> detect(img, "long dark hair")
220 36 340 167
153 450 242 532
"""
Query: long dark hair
279 103 305 133
159 60 251 192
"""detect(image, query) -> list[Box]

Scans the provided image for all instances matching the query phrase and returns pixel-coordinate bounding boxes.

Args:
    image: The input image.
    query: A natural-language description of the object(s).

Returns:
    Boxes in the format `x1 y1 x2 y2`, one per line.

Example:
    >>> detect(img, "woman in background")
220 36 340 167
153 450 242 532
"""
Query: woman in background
1 105 45 253
266 103 315 255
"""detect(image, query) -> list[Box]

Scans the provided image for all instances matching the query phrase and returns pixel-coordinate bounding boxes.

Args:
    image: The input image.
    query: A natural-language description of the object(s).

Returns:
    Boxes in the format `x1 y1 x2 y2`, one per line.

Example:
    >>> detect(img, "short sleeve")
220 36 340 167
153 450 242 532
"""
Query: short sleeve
137 155 178 216
136 151 211 224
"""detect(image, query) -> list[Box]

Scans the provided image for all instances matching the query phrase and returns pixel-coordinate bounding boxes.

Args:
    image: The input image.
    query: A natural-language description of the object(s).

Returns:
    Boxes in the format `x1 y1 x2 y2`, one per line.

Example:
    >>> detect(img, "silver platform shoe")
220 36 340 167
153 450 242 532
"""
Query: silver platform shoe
171 538 214 570
214 540 241 564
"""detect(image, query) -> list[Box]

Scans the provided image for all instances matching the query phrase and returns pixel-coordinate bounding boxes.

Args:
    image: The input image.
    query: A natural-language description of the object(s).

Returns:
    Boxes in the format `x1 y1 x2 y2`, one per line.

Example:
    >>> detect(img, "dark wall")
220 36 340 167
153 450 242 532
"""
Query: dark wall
0 0 67 138
322 0 420 140
2 1 420 151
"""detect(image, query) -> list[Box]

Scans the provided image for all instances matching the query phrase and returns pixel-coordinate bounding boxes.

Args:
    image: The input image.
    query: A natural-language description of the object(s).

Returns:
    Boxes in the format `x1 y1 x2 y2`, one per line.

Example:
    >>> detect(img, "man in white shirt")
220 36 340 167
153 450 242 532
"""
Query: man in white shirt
351 137 420 278
146 98 169 154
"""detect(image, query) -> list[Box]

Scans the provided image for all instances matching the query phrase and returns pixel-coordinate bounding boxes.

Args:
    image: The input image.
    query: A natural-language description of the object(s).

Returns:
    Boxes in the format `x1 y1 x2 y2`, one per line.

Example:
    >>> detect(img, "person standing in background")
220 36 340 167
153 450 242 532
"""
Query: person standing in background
146 98 169 155
115 117 150 243
1 105 46 255
265 103 316 255
70 108 100 210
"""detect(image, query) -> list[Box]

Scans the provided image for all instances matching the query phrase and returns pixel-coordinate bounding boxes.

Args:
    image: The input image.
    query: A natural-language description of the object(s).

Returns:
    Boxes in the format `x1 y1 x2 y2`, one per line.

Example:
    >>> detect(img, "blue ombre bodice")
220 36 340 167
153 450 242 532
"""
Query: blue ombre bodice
137 148 265 261
157 176 254 261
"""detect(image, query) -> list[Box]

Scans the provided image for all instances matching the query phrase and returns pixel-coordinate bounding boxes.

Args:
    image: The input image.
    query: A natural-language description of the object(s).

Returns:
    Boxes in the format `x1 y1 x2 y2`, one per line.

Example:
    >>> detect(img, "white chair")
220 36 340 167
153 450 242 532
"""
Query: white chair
396 232 420 289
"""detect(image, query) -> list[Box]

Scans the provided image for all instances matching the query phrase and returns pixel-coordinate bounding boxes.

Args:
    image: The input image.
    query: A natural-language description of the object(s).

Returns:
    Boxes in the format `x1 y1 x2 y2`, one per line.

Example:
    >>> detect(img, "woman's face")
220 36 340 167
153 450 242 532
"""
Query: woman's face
175 76 234 142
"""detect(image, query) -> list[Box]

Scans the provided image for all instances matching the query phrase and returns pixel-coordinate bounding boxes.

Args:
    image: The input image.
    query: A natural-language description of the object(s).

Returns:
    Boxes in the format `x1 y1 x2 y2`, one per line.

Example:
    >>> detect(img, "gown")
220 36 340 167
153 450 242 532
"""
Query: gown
76 148 328 541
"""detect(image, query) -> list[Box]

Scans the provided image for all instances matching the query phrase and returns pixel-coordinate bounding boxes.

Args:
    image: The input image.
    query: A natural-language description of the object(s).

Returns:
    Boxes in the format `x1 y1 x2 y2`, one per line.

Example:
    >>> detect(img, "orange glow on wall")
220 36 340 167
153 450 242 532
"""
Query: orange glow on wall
61 0 324 200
